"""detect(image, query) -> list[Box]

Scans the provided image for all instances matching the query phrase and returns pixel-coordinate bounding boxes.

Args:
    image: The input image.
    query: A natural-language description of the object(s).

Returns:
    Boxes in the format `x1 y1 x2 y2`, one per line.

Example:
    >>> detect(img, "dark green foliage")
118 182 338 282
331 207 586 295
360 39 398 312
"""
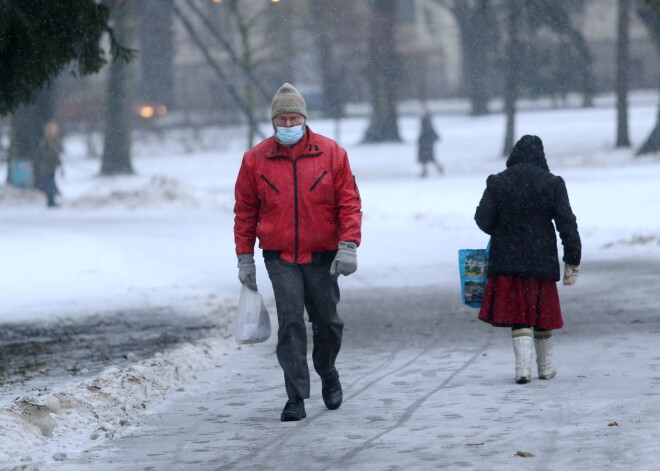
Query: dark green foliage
0 0 134 115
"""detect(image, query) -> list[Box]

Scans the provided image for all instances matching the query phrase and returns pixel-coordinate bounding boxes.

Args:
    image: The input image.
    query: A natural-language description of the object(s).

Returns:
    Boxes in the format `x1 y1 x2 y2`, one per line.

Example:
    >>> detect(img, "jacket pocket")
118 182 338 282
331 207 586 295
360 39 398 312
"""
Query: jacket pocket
261 175 280 193
309 170 333 204
259 175 280 212
309 170 328 192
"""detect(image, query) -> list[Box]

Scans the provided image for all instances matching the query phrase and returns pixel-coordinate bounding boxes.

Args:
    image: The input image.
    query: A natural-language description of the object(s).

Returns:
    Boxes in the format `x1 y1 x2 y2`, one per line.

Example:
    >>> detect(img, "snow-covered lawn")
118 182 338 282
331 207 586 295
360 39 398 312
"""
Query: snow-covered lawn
0 91 659 468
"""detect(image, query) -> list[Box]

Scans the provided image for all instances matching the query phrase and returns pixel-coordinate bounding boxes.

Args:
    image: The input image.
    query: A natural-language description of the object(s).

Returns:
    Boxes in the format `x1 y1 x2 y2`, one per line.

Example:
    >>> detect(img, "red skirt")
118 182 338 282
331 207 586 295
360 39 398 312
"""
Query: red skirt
478 275 563 330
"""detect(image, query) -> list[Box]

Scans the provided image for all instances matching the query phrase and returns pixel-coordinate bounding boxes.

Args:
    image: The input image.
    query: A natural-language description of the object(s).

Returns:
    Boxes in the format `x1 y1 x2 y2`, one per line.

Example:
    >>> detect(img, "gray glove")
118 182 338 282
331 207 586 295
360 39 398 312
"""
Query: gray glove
237 253 257 291
563 264 579 286
330 241 358 277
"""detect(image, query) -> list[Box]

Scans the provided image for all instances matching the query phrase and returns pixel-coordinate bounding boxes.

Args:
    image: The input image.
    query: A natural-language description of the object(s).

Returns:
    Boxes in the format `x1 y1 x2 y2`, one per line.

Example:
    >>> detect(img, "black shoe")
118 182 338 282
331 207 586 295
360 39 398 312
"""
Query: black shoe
280 398 306 422
321 370 343 410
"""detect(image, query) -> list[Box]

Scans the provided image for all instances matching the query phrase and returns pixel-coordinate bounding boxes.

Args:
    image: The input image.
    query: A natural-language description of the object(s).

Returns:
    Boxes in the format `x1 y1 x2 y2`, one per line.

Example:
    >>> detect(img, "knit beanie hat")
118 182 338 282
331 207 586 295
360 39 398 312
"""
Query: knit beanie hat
506 134 549 171
271 83 307 119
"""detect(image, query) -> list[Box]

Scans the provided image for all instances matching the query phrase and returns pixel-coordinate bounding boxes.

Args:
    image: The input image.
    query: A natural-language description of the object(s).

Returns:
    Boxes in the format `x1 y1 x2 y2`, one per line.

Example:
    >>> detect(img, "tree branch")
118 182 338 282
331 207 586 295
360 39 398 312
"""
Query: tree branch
167 0 266 140
182 0 271 103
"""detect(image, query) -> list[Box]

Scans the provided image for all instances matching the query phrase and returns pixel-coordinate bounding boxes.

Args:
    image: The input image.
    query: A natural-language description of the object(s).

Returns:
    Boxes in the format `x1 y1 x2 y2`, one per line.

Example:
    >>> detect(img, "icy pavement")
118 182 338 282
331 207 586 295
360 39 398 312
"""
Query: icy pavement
52 332 660 471
43 260 660 471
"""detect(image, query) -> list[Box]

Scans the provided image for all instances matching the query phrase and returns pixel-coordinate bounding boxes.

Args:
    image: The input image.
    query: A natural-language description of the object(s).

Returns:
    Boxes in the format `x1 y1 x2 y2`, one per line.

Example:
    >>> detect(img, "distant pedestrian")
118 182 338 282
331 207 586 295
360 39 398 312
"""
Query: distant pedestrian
417 108 443 177
37 120 62 208
234 83 363 421
474 135 581 384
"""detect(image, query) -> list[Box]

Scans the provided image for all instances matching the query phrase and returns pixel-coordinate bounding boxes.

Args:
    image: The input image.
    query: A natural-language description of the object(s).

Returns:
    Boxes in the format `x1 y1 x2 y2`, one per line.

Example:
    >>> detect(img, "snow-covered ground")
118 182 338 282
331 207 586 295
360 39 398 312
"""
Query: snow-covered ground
1 91 659 469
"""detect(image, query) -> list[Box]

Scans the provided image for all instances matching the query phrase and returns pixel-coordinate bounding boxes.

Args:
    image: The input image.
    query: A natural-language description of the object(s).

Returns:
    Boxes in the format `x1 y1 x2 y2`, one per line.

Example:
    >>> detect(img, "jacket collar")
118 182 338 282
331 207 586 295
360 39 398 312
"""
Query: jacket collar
265 127 324 159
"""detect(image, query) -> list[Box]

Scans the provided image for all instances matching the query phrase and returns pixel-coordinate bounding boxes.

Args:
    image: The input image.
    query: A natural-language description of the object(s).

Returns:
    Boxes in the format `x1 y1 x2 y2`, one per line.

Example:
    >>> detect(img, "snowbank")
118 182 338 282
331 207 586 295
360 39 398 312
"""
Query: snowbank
0 184 42 205
69 175 218 210
0 337 234 470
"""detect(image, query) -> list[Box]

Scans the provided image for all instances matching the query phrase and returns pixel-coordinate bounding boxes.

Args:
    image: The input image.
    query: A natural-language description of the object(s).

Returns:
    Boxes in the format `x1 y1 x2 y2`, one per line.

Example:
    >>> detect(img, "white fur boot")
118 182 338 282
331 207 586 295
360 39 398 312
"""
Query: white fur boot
512 328 533 384
534 330 557 380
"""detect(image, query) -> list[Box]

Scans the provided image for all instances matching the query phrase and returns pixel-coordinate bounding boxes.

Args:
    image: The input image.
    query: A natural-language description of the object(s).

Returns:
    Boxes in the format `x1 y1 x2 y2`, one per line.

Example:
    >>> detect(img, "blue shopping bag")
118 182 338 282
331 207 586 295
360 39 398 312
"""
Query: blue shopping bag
458 242 490 308
9 159 34 188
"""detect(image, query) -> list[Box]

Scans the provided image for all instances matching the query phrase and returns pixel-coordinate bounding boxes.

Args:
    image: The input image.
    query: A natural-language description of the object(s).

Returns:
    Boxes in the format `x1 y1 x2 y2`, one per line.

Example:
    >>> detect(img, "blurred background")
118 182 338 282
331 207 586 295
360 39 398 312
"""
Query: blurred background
1 0 659 187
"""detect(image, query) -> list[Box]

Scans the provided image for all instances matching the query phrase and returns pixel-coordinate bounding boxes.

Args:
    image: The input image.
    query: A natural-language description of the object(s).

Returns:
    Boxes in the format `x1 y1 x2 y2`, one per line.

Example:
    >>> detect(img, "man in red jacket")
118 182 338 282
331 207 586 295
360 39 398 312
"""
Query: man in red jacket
234 83 362 421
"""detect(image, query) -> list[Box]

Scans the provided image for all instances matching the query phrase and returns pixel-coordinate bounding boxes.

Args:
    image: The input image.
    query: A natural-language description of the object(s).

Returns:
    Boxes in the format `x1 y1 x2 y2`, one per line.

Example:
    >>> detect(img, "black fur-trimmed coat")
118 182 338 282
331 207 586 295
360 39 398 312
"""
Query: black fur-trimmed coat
474 158 581 282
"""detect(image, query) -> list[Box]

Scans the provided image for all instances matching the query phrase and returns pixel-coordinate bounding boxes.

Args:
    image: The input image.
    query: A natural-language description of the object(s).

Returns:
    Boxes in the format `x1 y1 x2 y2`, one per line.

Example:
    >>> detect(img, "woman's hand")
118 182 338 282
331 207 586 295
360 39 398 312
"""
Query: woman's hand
563 264 579 286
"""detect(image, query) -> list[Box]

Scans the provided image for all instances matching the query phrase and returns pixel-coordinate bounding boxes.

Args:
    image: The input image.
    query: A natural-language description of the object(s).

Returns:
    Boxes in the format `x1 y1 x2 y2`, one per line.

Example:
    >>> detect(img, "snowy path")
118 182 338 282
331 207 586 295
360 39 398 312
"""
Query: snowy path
50 260 660 471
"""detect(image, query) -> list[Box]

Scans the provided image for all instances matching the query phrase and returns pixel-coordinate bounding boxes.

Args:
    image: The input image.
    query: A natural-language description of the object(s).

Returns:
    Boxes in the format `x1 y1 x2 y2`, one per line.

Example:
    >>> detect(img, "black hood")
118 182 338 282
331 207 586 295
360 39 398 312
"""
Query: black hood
506 135 549 171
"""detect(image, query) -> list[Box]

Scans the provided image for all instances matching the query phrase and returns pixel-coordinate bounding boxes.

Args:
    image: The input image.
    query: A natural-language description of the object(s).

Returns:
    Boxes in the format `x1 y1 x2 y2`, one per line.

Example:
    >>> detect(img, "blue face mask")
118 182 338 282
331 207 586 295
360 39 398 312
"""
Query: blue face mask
276 125 304 145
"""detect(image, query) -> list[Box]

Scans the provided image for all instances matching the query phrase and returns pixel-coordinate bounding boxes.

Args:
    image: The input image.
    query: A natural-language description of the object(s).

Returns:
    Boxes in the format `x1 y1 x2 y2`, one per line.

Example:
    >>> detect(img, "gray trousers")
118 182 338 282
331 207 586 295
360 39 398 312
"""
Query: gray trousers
264 252 343 400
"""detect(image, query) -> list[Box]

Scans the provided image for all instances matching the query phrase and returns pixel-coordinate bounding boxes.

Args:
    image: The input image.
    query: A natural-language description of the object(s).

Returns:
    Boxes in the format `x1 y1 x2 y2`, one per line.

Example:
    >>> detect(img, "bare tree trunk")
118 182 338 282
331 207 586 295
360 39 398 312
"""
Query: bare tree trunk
100 1 135 176
363 0 401 143
309 0 350 130
139 0 174 108
452 0 494 116
230 0 258 148
529 0 596 108
616 0 631 148
502 0 522 157
636 1 660 156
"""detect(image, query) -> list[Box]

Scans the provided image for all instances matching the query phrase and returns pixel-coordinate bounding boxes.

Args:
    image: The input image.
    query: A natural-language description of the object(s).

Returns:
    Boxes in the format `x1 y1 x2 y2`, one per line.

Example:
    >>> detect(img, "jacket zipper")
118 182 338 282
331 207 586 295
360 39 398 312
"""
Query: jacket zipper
260 175 280 193
309 170 328 191
292 160 299 263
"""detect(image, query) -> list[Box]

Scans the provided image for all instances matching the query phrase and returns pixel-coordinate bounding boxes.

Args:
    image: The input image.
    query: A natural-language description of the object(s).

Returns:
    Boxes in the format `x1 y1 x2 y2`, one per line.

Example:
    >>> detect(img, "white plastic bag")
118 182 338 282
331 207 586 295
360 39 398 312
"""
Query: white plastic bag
234 285 271 344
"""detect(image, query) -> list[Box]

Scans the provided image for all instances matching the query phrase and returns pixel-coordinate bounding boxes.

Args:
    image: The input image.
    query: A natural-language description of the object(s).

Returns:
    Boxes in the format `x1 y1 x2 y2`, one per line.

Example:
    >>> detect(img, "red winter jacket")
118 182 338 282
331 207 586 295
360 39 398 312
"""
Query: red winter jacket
234 127 362 264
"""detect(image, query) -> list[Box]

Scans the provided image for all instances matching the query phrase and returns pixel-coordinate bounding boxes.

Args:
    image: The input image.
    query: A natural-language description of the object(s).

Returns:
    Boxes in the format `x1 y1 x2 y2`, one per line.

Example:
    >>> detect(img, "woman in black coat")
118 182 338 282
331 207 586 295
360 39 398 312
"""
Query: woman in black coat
417 108 444 177
474 135 581 384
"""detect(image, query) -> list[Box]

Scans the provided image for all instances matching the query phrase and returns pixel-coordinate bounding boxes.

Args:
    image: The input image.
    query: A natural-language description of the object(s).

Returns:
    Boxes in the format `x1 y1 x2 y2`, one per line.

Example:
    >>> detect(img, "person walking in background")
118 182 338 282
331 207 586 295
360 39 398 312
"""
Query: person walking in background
233 83 362 421
417 107 444 177
474 135 581 384
37 120 63 208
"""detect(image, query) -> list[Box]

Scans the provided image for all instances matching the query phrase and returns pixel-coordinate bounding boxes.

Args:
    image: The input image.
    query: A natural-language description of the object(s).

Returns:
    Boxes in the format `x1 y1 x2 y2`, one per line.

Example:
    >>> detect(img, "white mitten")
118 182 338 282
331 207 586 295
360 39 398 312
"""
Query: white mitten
237 254 257 291
330 241 358 277
563 264 579 286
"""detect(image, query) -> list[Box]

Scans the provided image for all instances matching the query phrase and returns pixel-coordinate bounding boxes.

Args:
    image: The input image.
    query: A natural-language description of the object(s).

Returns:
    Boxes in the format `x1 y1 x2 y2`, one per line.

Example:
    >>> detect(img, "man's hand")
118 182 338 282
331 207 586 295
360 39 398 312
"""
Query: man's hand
563 264 579 286
237 253 257 291
330 241 358 278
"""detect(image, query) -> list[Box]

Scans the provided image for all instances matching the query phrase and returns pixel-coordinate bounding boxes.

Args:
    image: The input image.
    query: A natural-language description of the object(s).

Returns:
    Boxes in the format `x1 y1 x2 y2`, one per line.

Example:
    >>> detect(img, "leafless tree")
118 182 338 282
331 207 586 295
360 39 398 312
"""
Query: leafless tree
363 0 401 143
616 0 631 148
139 0 175 108
440 0 498 116
528 0 595 108
167 0 265 147
636 0 660 156
502 0 524 156
307 0 357 141
100 0 135 176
